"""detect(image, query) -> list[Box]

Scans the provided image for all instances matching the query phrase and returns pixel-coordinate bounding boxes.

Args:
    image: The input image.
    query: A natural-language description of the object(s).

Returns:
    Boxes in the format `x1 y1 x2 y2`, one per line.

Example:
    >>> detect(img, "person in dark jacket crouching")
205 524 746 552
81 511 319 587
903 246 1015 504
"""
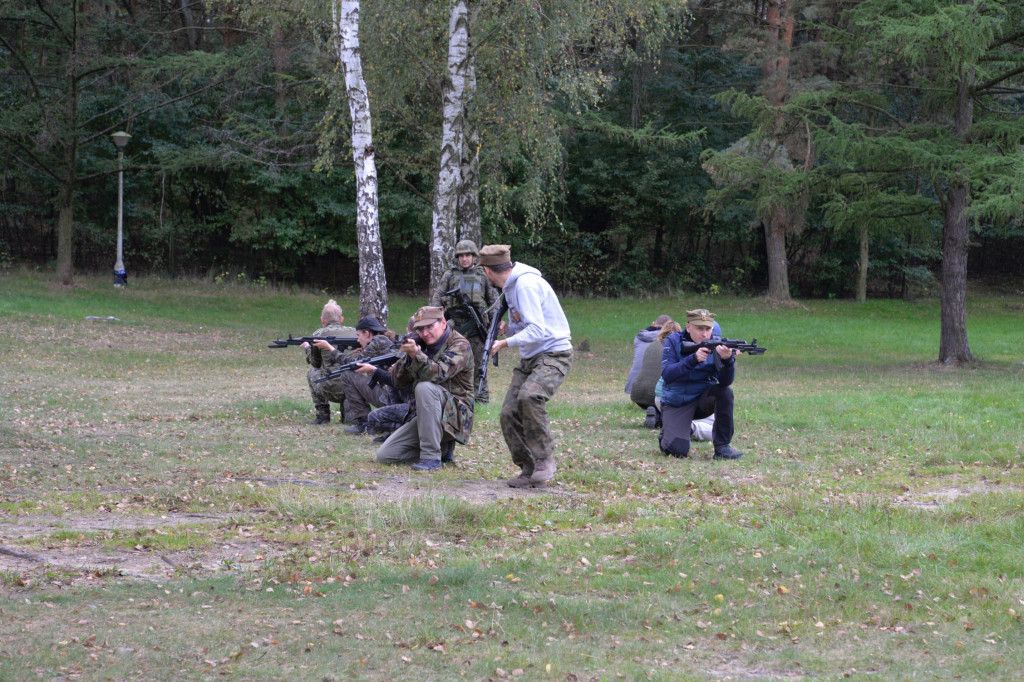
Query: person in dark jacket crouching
659 308 744 461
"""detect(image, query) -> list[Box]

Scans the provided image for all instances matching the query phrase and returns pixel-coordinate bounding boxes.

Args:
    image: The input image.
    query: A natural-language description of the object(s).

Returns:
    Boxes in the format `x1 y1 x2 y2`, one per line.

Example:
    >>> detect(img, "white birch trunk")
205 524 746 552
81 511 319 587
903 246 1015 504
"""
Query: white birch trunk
458 38 482 248
429 0 470 293
334 0 389 325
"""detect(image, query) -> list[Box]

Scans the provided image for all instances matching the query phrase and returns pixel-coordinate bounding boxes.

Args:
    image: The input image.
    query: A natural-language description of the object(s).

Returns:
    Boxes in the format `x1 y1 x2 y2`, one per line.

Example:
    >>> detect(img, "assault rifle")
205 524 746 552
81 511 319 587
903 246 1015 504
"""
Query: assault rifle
312 352 403 385
313 333 424 386
478 294 508 396
679 337 767 357
267 335 360 351
444 285 488 340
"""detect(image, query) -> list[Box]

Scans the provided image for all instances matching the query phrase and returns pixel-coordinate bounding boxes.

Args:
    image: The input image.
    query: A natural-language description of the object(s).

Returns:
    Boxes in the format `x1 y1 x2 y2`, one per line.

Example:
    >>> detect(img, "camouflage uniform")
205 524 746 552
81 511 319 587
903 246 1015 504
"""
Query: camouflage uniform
306 323 357 421
430 260 498 402
502 350 574 471
336 333 397 422
376 327 475 464
367 402 410 436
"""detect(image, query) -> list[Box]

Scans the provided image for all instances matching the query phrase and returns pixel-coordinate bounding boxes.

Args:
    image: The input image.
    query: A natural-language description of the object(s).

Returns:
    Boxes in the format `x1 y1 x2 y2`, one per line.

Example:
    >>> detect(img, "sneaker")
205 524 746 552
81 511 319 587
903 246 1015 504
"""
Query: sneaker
643 406 658 429
344 420 368 435
530 457 556 484
411 458 442 471
713 445 744 461
441 442 455 464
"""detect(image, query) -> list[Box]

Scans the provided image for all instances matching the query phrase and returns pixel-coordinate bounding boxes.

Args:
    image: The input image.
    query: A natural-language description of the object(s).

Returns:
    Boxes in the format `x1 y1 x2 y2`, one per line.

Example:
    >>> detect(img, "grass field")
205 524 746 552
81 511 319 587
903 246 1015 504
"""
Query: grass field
1 269 1022 681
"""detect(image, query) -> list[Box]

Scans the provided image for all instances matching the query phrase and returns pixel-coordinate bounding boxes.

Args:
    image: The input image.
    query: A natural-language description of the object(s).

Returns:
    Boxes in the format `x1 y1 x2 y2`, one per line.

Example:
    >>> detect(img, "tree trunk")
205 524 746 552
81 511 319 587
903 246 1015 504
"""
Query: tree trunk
56 179 75 286
857 224 868 303
938 65 973 364
458 39 481 249
334 0 388 325
56 6 80 287
429 0 470 293
272 25 290 137
760 0 796 302
764 211 790 301
177 0 202 51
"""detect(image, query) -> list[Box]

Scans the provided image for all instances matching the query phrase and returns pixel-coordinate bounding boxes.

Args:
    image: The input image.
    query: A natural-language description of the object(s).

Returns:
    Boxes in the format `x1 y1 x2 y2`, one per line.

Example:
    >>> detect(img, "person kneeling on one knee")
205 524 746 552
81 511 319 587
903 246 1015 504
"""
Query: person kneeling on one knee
658 308 745 461
374 306 475 471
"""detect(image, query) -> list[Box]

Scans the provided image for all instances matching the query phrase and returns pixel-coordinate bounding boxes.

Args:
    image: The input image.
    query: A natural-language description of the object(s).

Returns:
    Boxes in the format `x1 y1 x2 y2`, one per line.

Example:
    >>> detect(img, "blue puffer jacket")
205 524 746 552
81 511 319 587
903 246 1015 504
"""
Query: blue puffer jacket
660 329 734 407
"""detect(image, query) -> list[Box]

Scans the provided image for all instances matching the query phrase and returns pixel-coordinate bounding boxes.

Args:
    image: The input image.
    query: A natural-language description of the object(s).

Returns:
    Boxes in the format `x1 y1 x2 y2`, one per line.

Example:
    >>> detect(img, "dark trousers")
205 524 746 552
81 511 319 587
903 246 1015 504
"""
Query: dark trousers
659 384 734 457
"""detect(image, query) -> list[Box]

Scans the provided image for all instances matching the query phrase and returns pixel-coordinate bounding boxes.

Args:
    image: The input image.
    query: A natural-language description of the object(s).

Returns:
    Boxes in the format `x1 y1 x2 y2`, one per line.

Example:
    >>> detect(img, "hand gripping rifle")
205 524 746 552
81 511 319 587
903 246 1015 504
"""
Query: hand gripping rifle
444 285 488 340
313 333 425 386
478 294 508 396
267 335 361 351
312 352 403 385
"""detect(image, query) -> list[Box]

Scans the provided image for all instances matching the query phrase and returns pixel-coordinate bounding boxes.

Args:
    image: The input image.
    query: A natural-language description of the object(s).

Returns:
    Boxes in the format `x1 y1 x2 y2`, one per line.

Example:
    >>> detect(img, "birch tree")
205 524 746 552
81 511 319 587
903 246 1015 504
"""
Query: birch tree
457 39 482 250
428 0 471 293
333 0 388 323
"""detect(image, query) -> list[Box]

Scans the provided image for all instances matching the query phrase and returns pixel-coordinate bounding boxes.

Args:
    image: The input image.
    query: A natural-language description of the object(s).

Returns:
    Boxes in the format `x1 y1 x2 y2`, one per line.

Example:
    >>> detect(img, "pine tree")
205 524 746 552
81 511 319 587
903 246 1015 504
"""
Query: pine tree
812 0 1024 362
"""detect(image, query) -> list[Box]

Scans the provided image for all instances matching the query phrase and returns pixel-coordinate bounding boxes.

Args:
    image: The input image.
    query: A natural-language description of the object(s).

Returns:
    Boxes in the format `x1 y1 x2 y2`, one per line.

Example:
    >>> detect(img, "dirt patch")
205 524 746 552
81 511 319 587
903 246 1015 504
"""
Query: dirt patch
0 512 276 584
0 475 564 585
229 472 568 504
894 481 1023 509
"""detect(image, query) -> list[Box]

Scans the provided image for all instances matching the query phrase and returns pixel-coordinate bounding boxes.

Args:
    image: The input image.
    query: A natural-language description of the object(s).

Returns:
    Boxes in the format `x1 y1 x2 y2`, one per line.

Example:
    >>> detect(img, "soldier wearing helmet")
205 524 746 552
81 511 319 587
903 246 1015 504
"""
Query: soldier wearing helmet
429 239 499 402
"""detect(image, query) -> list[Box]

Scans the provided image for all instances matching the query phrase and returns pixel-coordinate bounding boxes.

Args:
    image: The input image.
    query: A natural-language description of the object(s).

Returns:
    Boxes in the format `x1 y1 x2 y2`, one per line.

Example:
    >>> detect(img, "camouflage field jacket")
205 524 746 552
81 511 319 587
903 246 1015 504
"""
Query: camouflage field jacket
390 327 475 443
306 323 357 370
429 265 498 339
329 332 394 365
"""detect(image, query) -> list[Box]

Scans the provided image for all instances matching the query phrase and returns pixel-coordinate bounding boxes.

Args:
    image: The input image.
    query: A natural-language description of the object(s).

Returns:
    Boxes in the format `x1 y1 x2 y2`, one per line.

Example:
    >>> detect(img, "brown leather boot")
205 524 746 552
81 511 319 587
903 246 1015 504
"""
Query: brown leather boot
506 465 535 488
530 457 556 484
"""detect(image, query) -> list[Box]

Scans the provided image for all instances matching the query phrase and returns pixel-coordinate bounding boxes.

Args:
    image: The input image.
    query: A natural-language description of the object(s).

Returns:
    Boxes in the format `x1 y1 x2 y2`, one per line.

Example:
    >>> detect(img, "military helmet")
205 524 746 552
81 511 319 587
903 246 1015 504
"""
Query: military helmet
454 239 479 257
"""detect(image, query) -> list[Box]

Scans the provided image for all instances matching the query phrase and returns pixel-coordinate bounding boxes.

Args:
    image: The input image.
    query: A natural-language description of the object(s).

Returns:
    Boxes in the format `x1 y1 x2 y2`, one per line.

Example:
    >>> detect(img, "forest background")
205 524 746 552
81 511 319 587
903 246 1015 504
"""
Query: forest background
2 1 1023 347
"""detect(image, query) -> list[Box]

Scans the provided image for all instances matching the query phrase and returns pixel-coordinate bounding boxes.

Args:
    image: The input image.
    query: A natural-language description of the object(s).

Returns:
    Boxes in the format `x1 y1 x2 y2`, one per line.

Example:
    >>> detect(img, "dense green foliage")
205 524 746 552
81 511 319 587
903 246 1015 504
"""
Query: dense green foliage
1 0 1022 295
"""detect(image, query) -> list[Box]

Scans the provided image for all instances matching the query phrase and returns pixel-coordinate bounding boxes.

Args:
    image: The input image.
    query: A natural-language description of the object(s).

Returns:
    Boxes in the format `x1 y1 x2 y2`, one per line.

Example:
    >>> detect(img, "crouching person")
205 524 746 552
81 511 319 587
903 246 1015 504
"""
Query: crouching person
659 308 744 461
375 306 475 471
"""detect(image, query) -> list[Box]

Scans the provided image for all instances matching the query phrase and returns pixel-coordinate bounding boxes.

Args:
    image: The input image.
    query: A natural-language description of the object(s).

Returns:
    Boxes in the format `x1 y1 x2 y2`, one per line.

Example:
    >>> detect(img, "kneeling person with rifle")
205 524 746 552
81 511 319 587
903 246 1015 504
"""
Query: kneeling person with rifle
376 306 475 471
429 240 499 403
304 299 357 424
659 308 755 461
314 316 397 435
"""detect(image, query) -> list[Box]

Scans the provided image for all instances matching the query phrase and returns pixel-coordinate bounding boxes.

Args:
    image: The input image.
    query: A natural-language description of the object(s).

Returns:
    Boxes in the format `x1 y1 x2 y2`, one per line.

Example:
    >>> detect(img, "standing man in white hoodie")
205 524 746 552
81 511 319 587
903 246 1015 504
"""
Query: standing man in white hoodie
479 244 573 488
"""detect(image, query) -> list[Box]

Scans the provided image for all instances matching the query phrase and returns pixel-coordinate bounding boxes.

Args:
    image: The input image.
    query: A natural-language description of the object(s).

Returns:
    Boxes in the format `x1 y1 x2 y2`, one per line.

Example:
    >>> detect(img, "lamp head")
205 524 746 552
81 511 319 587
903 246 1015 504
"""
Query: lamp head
111 131 132 149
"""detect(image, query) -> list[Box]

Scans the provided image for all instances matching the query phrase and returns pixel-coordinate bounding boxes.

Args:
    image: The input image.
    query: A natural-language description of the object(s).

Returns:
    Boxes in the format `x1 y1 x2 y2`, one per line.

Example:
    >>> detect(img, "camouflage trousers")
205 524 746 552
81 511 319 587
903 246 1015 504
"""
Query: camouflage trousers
499 349 573 471
367 403 410 435
339 371 389 422
308 368 346 420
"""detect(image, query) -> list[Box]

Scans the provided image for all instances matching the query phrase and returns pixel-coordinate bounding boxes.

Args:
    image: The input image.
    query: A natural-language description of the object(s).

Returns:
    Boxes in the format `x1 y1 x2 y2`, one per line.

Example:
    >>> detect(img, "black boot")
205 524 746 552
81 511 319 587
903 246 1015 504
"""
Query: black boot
644 406 658 429
307 406 331 425
344 419 368 435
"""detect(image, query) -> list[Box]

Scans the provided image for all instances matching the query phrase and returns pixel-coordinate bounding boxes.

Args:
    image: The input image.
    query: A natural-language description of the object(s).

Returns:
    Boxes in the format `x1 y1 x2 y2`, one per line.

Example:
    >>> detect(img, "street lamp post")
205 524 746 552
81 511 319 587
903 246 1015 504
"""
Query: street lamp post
111 131 131 287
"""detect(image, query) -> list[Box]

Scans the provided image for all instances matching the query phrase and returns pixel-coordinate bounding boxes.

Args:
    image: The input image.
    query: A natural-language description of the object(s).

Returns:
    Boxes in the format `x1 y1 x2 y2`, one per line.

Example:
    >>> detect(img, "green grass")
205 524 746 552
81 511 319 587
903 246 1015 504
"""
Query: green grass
1 268 1023 680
